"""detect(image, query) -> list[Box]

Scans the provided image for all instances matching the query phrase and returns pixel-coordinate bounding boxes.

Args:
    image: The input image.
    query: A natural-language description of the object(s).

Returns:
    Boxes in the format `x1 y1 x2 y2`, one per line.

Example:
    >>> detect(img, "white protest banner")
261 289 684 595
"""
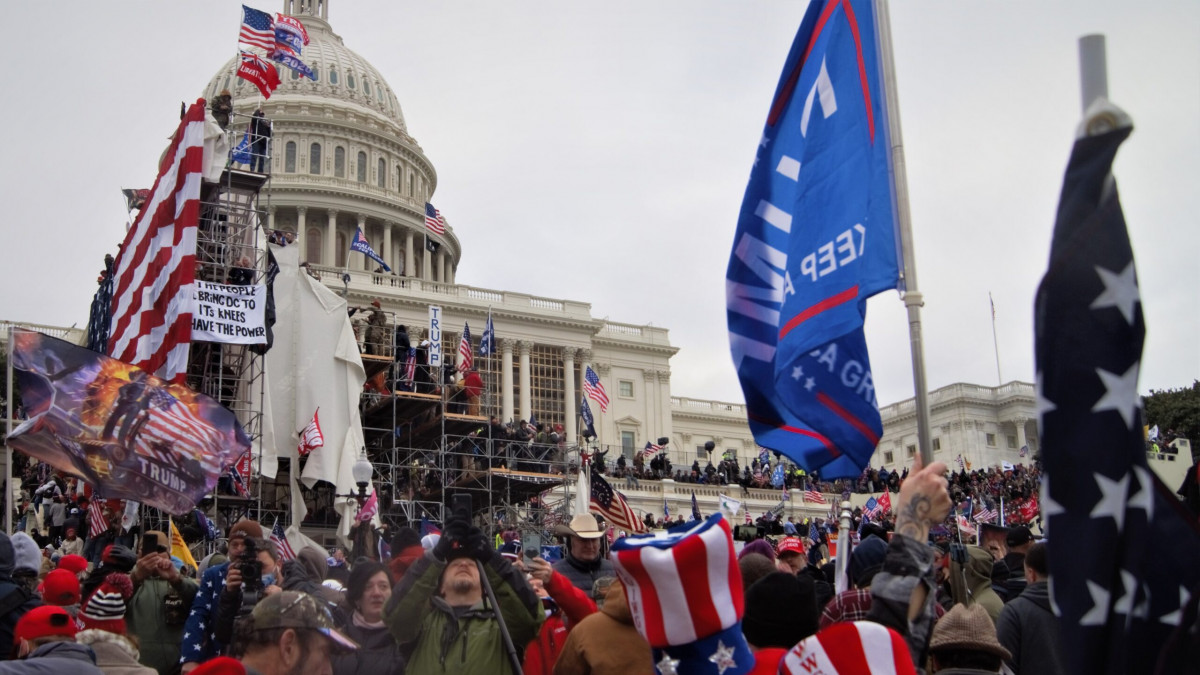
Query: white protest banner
428 305 443 367
192 281 267 344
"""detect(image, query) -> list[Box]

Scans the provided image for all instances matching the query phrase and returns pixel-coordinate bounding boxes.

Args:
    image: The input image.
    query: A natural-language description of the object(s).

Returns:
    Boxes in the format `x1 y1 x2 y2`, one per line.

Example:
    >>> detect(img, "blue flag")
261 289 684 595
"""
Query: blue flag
771 463 785 488
579 397 596 439
231 131 253 164
725 0 902 479
757 447 770 466
691 492 701 521
270 49 315 80
350 227 390 272
479 311 495 356
663 498 669 519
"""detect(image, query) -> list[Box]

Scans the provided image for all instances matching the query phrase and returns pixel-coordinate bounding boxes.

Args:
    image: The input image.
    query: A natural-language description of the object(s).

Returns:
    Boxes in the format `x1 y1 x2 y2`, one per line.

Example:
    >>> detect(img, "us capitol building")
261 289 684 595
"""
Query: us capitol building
6 1 1041 522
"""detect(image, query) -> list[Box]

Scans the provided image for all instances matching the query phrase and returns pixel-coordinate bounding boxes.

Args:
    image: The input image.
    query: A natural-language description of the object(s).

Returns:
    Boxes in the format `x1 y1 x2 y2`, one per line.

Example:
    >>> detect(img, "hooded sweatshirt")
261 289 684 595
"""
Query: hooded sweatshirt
995 581 1065 675
553 580 654 675
948 546 1004 623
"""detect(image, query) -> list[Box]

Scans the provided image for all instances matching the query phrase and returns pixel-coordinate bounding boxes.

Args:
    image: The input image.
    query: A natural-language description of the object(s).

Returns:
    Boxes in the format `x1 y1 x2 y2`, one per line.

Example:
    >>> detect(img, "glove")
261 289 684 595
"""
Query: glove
434 518 470 561
461 525 492 562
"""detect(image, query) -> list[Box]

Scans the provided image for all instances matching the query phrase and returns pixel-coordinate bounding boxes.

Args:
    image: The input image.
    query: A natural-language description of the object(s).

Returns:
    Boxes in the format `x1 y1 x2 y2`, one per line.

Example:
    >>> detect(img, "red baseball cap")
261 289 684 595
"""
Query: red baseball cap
776 537 804 557
14 606 77 644
39 569 81 607
57 554 88 575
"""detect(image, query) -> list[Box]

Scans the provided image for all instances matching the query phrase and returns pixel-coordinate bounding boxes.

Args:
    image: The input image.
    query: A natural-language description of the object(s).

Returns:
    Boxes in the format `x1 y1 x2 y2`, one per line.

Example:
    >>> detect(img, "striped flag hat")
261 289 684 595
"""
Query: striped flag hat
779 621 915 675
610 513 753 675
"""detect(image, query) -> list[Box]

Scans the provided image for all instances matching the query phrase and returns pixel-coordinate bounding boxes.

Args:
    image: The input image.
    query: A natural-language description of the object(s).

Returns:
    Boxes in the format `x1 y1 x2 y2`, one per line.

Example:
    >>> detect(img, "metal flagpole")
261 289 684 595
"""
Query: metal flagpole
989 292 1003 384
875 0 933 465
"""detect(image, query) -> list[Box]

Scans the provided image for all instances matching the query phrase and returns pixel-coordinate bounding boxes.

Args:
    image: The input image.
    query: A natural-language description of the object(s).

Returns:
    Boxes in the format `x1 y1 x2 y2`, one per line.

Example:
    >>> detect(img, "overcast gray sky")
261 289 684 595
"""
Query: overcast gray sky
0 1 1195 408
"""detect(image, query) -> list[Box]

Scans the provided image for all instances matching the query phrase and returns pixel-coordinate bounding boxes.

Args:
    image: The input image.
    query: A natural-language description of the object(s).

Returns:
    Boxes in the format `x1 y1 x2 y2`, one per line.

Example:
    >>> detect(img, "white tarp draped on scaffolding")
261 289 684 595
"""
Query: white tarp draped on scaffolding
260 243 370 538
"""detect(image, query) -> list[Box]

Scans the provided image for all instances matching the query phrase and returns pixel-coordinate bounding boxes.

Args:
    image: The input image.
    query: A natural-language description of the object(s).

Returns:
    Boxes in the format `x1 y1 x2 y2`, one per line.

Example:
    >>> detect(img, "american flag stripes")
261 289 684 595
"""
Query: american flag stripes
803 488 827 504
457 323 473 372
424 203 445 235
972 505 997 523
403 347 417 384
239 5 275 51
583 366 609 412
88 499 108 538
590 470 646 534
108 101 206 383
642 441 662 458
297 409 324 457
610 514 745 650
270 518 296 561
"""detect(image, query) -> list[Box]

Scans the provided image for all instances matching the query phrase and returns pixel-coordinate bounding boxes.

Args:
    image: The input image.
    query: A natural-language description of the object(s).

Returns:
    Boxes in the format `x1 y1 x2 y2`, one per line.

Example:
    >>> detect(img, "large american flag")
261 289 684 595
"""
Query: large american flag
457 323 473 372
424 203 445 235
239 5 275 51
1036 119 1200 674
590 470 646 534
107 101 206 383
641 441 662 458
582 366 609 412
403 347 417 383
270 518 296 561
803 488 826 504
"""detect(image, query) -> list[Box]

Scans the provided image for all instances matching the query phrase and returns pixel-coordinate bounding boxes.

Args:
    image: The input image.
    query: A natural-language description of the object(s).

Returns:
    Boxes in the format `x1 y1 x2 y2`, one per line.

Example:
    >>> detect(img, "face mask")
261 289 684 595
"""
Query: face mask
262 573 276 587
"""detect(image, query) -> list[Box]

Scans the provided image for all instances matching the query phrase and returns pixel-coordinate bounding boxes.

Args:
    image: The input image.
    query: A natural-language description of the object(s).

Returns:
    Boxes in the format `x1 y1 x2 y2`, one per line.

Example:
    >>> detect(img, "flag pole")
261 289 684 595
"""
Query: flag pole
989 292 1003 384
875 0 933 465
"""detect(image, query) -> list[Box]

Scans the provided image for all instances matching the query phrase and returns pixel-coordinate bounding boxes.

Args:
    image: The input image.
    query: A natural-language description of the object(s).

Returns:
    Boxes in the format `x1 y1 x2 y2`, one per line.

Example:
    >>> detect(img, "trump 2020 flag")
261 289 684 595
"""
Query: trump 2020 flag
726 0 902 479
349 227 390 272
1036 105 1200 674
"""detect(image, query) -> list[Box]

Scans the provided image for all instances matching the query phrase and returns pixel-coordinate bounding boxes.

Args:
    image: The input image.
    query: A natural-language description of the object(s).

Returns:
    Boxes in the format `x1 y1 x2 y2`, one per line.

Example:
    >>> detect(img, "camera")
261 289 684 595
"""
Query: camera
239 537 264 597
949 542 968 565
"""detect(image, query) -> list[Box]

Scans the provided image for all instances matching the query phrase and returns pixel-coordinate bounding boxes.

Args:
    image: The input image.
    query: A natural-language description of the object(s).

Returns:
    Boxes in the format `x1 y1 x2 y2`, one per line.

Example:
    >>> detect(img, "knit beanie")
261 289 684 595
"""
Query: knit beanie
80 572 133 634
742 572 818 649
738 538 777 562
611 514 753 675
58 554 89 575
849 535 888 588
228 518 264 541
41 569 81 607
10 533 40 574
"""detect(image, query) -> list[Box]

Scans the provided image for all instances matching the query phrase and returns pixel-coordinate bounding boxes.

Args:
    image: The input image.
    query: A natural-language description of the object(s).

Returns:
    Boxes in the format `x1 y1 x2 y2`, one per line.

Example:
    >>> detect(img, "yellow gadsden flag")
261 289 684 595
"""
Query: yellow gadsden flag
169 519 198 571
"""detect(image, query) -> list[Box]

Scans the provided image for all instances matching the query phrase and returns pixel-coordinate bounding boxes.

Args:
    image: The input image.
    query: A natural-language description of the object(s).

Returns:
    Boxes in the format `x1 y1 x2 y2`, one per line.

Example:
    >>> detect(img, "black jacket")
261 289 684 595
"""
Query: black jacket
552 550 614 600
995 581 1065 675
0 533 40 655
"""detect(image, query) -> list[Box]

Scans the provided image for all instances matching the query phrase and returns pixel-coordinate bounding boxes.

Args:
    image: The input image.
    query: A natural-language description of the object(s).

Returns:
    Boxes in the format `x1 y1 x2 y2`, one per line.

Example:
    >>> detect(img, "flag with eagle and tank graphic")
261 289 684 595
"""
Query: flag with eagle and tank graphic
726 0 903 478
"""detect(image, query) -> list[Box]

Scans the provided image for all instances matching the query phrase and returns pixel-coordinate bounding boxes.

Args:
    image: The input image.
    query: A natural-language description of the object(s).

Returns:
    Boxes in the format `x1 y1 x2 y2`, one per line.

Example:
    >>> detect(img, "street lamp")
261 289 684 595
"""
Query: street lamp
350 450 373 507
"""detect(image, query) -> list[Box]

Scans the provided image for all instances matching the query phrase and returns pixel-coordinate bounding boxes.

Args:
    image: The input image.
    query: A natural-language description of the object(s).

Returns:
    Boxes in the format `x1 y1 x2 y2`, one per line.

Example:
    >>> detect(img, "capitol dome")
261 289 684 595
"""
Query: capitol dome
202 0 459 282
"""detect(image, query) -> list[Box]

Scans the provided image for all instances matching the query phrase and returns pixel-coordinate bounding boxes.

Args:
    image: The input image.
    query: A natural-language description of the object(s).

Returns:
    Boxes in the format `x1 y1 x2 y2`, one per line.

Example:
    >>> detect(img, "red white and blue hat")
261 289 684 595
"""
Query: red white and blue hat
610 513 752 675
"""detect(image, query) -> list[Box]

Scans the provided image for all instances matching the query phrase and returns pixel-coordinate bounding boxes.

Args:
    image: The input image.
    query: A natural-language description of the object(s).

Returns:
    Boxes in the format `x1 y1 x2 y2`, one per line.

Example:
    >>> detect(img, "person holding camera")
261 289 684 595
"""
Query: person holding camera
179 518 263 673
128 530 199 675
212 538 283 647
384 511 543 675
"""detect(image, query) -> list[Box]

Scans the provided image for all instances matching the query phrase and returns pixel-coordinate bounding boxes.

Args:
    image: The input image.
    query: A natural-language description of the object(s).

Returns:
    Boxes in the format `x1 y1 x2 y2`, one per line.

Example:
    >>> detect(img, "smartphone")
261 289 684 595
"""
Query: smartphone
523 532 542 559
142 533 159 554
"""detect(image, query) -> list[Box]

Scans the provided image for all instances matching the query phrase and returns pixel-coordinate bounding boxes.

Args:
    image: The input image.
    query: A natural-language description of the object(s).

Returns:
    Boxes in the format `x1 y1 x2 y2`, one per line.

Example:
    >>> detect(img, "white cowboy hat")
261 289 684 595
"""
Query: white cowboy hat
554 513 605 539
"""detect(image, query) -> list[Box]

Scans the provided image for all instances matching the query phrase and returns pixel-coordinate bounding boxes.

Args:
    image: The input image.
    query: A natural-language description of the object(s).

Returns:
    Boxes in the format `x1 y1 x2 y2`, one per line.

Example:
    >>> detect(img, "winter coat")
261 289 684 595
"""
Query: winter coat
948 546 1004 624
0 533 42 655
552 550 615 600
126 574 198 674
76 630 157 675
385 551 543 675
0 642 104 675
58 537 83 558
332 615 405 675
995 581 1065 675
523 571 599 675
553 579 654 675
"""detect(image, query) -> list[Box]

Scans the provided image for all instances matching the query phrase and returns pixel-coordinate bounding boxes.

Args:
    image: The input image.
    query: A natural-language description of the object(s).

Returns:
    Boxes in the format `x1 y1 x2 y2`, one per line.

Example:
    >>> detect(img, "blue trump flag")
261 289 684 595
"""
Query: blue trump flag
726 0 903 478
350 227 390 272
579 397 596 439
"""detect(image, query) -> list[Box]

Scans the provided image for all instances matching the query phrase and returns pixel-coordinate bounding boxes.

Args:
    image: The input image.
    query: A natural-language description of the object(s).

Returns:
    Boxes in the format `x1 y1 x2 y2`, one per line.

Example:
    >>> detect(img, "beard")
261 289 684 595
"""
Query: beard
449 577 476 596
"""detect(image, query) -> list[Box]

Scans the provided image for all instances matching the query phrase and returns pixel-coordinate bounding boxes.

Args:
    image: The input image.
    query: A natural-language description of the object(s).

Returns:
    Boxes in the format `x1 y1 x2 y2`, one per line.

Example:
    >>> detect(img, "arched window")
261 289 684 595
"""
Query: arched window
395 164 402 191
348 73 356 90
356 151 367 183
330 68 339 85
377 158 386 188
364 80 371 96
335 231 347 267
309 143 321 175
291 68 299 81
334 147 345 178
285 142 297 173
306 228 322 265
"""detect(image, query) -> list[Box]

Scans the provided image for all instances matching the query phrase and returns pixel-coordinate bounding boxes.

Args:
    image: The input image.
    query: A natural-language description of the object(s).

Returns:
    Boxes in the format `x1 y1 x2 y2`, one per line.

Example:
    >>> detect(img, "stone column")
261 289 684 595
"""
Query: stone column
448 261 456 285
405 229 415 279
382 221 392 272
563 349 577 444
422 236 432 281
325 210 337 268
500 339 514 423
1013 417 1028 454
518 340 532 423
356 214 368 271
437 251 446 283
